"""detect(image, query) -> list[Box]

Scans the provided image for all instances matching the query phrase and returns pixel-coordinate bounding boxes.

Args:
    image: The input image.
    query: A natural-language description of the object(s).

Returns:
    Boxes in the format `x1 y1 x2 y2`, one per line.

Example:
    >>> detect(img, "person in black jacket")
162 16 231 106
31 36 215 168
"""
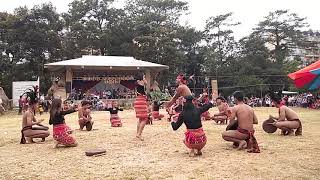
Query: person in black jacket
49 98 78 148
171 95 213 157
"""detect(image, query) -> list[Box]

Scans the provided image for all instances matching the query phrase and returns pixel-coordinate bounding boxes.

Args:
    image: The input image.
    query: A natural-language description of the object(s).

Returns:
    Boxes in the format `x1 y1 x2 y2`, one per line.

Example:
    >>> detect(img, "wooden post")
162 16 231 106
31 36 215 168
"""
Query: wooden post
66 68 73 98
211 80 218 99
145 70 151 93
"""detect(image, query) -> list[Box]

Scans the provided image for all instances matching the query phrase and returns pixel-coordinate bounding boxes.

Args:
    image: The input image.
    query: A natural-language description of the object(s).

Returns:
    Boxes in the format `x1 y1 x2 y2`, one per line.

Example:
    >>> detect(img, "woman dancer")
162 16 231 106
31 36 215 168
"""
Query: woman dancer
171 95 213 156
106 101 123 127
133 74 149 140
49 99 78 148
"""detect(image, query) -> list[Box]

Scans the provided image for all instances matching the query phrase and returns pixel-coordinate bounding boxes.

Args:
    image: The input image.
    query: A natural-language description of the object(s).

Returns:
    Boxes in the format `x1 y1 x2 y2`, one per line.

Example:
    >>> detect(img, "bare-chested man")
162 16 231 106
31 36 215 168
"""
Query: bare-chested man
166 74 192 108
270 95 302 136
222 91 260 153
20 97 50 144
78 100 94 131
212 96 231 124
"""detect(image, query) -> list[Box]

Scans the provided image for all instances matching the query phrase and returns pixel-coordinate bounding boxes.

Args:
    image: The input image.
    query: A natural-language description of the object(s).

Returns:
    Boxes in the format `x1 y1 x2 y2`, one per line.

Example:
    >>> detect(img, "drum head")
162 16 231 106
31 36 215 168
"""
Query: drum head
262 119 277 133
226 120 238 131
85 122 93 131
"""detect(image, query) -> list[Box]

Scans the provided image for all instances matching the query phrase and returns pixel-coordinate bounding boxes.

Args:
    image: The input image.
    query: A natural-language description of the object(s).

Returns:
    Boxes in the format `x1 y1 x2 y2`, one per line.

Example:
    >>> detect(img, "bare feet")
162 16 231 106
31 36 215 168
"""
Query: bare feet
287 129 294 136
65 143 78 147
27 138 35 144
189 149 195 157
41 138 45 142
136 135 144 141
232 142 239 148
195 150 202 156
281 129 294 136
237 140 247 150
54 143 61 148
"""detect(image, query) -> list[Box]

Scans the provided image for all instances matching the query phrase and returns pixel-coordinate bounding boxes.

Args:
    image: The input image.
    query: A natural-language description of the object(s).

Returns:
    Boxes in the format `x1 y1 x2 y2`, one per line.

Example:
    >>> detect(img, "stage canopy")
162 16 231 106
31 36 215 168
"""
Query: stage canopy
44 56 169 98
44 55 169 71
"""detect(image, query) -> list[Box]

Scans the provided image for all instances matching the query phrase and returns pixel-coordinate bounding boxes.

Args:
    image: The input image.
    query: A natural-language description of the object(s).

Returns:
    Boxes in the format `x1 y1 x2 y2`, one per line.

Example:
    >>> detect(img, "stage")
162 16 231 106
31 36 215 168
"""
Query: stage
44 56 169 100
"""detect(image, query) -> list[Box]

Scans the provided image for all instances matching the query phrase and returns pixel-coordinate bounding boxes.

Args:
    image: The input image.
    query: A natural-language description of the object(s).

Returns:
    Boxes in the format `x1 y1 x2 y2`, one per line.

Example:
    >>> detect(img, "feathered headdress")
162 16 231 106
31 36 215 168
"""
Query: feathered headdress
268 90 282 104
23 85 39 105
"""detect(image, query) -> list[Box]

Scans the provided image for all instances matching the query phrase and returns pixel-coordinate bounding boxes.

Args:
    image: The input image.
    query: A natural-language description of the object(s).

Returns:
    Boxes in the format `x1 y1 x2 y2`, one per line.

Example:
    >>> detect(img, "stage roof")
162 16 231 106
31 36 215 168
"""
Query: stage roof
44 55 169 71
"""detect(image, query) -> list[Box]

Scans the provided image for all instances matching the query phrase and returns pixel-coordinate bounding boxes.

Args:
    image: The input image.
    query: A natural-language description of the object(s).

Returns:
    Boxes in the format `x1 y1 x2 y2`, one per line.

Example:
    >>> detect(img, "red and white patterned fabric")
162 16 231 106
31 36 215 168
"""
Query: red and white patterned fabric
53 124 76 145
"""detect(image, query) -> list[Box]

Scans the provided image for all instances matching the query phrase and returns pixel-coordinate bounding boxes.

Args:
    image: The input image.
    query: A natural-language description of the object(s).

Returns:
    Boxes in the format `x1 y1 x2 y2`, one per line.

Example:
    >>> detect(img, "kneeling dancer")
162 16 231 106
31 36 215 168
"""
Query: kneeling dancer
222 91 260 153
106 101 123 127
169 98 183 122
78 100 94 131
212 96 231 124
269 92 302 136
152 101 165 120
20 89 50 144
171 95 213 157
49 99 78 147
198 88 211 120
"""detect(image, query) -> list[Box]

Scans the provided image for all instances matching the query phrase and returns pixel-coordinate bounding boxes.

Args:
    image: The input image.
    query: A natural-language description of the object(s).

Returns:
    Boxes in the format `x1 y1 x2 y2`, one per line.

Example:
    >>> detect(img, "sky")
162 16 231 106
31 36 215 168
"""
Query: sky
0 0 319 39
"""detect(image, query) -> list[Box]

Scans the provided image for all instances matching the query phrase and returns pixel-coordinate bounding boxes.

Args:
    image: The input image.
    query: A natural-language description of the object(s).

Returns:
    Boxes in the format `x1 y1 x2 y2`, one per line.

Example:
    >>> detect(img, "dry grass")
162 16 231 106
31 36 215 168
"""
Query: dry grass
0 107 319 180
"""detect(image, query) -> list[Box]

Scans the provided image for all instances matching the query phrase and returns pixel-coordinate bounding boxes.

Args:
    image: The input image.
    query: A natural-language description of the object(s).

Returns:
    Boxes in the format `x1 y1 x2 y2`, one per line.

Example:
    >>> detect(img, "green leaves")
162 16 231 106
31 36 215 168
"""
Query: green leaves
149 90 171 101
254 10 308 64
204 12 240 74
0 3 63 96
0 2 315 98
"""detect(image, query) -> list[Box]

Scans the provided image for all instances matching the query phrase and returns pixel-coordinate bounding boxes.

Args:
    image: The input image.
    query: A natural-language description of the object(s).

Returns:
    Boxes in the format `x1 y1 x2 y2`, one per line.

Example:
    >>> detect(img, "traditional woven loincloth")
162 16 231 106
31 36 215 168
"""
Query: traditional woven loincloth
152 111 164 120
53 124 76 145
237 127 260 153
184 128 207 150
110 114 122 127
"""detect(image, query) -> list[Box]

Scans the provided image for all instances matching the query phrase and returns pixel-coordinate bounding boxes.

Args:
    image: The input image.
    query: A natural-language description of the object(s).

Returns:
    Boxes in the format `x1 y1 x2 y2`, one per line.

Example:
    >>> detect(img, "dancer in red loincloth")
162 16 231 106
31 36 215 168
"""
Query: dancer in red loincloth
78 100 94 131
212 96 231 124
198 88 211 121
171 95 214 157
20 88 50 144
106 101 123 127
152 101 165 121
222 91 260 153
269 91 302 136
165 74 192 108
49 98 78 148
169 97 183 122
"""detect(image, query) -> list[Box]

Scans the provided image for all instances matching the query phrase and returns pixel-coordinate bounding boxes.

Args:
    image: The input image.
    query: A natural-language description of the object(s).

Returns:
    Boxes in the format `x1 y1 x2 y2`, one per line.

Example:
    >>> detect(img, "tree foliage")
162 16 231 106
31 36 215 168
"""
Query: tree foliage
254 10 308 65
0 1 312 98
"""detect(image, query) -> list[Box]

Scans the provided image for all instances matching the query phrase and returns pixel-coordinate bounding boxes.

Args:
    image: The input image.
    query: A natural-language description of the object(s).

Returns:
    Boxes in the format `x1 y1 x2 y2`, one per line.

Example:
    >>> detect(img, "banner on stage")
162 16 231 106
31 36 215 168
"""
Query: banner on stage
82 76 134 84
211 80 218 98
12 80 39 107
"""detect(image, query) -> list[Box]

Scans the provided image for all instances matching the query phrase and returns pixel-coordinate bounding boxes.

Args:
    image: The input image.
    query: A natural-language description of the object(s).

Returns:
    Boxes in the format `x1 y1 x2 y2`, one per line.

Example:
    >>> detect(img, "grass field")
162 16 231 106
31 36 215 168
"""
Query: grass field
0 107 319 180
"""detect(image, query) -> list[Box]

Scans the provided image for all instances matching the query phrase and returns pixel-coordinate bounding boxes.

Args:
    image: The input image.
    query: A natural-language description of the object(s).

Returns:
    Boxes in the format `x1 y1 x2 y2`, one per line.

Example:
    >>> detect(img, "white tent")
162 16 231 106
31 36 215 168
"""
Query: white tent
44 55 169 71
282 91 298 95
